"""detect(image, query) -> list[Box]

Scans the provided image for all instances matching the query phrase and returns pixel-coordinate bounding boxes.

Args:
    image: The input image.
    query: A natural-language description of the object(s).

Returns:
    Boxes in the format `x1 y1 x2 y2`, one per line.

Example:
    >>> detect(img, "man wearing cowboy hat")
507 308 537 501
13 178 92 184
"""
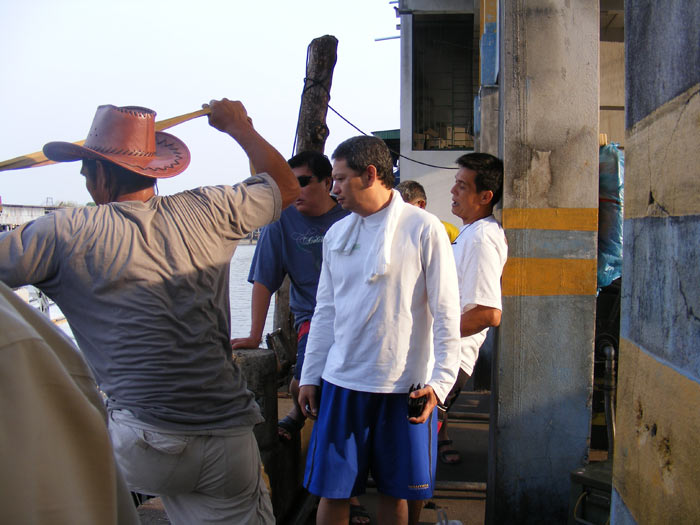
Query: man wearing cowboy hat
0 99 299 524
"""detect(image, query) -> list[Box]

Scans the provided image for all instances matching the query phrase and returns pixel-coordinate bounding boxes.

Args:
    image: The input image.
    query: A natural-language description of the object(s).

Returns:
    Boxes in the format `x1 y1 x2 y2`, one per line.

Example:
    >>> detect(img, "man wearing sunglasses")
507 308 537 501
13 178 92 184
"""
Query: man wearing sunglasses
232 150 348 441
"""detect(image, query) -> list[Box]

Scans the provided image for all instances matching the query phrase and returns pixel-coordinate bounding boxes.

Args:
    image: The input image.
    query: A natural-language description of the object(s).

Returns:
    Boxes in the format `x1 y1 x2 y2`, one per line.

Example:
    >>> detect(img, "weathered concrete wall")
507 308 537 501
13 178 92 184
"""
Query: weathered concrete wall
489 2 599 522
625 1 700 128
612 1 700 522
477 85 499 156
233 349 295 519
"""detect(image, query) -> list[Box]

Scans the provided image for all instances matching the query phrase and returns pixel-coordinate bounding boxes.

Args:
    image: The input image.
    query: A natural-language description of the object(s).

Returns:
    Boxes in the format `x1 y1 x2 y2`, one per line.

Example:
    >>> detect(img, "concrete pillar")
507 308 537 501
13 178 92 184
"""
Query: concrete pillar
477 85 500 156
233 348 313 521
232 349 278 452
611 2 700 522
488 2 599 522
232 349 283 511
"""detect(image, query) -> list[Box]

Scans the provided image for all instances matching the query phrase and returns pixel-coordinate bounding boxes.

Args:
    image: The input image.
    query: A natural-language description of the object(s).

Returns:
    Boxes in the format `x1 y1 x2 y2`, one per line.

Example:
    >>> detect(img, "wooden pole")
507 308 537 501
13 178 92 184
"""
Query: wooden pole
271 36 337 523
293 35 338 154
273 35 338 340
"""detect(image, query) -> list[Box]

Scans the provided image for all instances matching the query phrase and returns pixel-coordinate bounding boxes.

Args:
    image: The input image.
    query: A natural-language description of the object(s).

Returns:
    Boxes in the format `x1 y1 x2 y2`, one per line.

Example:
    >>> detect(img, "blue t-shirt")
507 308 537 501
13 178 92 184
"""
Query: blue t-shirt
248 203 348 327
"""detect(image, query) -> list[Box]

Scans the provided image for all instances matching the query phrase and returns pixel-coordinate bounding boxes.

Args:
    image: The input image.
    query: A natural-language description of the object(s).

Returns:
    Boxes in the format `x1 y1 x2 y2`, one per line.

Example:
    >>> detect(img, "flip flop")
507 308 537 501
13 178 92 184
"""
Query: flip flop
438 439 461 465
277 415 305 441
349 503 371 524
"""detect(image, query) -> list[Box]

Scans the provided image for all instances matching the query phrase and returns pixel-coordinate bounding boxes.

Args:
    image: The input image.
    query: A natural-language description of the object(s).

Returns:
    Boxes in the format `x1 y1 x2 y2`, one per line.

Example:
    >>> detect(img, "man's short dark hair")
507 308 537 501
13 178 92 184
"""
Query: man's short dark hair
332 136 395 189
396 180 427 204
86 159 155 194
288 151 332 181
456 153 504 206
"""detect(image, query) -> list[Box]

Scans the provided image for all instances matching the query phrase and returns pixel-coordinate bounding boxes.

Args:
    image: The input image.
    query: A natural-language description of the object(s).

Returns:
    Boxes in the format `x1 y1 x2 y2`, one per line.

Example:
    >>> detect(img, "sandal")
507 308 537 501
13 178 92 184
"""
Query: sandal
438 439 461 465
349 503 371 524
277 415 305 441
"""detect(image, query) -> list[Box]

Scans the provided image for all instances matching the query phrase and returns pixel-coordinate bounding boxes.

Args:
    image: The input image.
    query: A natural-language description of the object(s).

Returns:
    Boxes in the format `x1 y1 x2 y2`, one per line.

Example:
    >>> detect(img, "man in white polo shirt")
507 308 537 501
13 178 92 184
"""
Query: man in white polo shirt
437 152 508 466
298 135 461 524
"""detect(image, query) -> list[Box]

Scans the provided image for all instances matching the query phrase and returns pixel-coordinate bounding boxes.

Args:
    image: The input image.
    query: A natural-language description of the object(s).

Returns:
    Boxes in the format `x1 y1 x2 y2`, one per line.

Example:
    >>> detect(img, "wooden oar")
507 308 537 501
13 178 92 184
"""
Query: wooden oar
154 107 211 132
0 106 212 173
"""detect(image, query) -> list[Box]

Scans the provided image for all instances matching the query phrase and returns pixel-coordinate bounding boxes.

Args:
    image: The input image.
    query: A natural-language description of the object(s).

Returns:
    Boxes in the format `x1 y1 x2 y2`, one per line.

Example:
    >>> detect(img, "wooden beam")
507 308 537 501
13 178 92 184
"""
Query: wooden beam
274 35 338 343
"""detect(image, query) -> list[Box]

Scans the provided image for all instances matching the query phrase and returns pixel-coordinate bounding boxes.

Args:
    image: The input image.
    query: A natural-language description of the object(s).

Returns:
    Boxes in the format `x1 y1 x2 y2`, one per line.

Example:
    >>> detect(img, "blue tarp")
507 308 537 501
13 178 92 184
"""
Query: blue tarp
597 143 624 292
480 22 498 86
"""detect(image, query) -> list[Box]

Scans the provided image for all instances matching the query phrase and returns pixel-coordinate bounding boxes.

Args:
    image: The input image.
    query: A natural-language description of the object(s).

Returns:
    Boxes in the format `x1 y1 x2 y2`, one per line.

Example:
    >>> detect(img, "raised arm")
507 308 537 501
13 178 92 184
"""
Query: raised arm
206 98 300 208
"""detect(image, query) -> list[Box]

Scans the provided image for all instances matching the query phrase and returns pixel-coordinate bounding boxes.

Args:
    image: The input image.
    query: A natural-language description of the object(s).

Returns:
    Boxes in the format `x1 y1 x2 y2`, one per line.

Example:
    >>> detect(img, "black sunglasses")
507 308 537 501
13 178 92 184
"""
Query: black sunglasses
297 175 314 187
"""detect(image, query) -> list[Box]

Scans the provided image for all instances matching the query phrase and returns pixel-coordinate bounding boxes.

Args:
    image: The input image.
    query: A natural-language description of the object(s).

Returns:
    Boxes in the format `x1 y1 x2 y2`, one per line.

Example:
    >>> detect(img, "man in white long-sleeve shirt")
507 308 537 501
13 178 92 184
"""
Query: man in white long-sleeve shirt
298 136 461 525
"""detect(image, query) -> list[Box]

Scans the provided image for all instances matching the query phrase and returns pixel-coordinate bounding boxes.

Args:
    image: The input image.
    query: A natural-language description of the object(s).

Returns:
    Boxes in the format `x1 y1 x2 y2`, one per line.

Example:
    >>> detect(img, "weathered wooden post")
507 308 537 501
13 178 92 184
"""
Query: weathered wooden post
270 35 338 523
293 35 338 153
274 35 338 348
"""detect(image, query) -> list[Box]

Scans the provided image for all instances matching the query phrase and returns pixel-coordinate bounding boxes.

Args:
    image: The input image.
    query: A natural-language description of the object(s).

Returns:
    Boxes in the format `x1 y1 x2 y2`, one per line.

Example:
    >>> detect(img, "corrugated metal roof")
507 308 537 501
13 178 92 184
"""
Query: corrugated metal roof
371 129 400 140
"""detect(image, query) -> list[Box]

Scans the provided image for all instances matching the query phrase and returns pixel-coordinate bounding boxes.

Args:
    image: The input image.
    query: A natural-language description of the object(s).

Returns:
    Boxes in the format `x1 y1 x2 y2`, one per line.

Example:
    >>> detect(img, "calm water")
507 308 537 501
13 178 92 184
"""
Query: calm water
229 242 276 339
31 241 275 344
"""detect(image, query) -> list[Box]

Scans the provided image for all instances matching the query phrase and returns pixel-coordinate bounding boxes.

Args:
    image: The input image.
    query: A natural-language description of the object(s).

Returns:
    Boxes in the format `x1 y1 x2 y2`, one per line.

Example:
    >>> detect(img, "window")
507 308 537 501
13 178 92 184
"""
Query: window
412 14 475 151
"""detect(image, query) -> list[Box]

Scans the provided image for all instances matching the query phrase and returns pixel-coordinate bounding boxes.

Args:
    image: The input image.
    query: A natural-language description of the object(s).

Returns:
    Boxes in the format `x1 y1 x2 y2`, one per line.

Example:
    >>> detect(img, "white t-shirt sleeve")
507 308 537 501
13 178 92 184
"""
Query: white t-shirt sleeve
458 238 504 313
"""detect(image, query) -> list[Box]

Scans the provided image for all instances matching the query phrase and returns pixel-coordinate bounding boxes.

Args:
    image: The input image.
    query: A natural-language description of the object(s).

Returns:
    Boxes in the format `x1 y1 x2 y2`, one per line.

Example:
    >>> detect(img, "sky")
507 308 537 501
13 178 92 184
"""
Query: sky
0 0 400 205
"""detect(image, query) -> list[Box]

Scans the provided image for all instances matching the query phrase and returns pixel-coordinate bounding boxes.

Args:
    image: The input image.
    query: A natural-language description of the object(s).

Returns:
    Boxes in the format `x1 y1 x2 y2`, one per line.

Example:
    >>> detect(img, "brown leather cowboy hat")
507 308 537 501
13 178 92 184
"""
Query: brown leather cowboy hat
43 105 190 178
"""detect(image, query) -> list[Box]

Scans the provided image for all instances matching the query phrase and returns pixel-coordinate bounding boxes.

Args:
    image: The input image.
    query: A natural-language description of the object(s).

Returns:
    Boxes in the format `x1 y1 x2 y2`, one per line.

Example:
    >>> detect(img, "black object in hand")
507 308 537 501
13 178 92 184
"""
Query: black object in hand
407 383 427 421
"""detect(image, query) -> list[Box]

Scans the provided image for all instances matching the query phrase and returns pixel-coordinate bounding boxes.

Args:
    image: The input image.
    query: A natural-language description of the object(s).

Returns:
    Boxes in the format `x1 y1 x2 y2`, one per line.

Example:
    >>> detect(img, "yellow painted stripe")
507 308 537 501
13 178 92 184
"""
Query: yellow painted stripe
502 208 598 231
502 257 597 296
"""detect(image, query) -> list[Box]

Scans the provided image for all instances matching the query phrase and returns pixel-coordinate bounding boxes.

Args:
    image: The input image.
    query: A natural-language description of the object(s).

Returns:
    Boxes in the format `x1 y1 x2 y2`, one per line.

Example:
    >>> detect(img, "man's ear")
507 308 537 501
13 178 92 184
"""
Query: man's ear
364 165 378 188
97 162 119 201
480 190 494 206
92 161 108 190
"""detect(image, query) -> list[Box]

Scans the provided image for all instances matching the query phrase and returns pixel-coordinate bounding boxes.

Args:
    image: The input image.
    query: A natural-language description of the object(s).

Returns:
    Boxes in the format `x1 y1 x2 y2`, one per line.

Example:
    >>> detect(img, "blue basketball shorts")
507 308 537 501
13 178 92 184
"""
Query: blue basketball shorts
304 380 437 500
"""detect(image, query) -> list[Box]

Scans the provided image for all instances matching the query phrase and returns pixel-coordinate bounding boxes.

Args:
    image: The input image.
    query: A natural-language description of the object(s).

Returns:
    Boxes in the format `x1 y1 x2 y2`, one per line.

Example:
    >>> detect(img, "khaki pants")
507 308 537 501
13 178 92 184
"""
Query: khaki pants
109 410 274 525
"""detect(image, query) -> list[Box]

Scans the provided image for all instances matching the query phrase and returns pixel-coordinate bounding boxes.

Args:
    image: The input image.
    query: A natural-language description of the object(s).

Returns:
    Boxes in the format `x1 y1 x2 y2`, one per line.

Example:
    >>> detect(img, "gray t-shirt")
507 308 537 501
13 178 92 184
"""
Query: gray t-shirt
0 174 282 431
